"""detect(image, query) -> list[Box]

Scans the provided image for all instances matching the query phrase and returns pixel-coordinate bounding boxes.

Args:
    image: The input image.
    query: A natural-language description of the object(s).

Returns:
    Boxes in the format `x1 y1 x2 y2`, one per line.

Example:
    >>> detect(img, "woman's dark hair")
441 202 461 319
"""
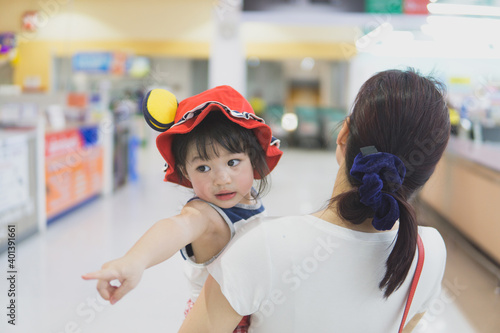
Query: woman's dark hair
171 111 270 197
331 69 450 298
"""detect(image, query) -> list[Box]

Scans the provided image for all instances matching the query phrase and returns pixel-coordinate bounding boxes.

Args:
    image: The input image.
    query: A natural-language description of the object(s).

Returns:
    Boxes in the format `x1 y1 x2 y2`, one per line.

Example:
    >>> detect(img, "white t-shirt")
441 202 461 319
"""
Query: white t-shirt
207 215 446 333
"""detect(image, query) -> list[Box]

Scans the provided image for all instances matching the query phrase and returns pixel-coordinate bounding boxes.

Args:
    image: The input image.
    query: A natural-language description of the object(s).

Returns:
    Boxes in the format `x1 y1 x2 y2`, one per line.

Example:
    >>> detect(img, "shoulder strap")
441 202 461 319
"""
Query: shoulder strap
398 234 425 333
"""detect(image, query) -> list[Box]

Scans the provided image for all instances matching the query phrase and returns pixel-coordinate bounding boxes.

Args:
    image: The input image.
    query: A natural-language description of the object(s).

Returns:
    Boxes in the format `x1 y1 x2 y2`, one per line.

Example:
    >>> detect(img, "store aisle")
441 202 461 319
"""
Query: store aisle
0 147 495 332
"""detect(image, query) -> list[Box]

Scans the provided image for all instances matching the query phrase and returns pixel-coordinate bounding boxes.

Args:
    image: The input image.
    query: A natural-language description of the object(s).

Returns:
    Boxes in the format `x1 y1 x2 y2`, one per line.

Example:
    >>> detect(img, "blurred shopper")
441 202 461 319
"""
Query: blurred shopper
180 69 451 333
83 86 282 333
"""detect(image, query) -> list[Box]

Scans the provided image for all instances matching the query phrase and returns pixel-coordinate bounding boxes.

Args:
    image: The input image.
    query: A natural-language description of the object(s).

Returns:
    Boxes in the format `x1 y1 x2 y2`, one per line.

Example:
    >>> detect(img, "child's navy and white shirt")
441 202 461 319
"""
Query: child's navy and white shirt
180 192 265 302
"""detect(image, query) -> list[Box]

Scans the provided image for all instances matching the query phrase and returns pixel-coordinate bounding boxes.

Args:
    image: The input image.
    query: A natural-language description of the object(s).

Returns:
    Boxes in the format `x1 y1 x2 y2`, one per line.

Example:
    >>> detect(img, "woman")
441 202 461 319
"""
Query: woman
179 69 451 332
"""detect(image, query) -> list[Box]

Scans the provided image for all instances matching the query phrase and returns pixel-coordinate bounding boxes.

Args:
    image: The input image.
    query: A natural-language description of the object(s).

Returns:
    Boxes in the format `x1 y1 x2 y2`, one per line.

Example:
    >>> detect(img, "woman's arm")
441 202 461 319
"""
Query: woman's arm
82 201 227 304
179 274 243 333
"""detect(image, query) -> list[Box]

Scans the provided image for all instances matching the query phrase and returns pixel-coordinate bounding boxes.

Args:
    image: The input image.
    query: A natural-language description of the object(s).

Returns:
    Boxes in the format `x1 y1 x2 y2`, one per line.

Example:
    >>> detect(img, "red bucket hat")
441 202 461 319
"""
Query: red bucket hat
142 85 283 188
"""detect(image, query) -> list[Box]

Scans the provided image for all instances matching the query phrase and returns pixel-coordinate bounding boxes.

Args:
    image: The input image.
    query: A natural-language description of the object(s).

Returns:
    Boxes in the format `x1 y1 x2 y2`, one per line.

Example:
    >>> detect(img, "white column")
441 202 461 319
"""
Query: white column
36 111 47 232
99 80 114 196
209 0 246 94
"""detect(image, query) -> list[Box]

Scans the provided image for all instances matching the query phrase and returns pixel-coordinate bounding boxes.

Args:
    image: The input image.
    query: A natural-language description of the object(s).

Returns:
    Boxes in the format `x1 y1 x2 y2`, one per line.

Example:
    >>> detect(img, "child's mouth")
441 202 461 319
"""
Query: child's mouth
215 192 236 201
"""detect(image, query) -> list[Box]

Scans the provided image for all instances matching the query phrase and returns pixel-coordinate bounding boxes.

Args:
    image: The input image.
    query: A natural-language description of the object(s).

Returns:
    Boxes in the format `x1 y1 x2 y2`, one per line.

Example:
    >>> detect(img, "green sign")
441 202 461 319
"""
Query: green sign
365 0 403 14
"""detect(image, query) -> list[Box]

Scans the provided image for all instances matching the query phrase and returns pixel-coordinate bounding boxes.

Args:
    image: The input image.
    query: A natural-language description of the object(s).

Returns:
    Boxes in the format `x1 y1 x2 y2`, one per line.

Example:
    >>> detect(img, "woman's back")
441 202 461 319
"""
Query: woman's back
208 215 446 332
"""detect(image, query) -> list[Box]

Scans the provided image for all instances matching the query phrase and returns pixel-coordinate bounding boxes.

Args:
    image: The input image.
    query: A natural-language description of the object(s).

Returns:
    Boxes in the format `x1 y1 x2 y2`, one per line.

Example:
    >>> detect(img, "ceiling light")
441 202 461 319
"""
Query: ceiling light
427 3 500 17
300 57 315 71
281 113 298 132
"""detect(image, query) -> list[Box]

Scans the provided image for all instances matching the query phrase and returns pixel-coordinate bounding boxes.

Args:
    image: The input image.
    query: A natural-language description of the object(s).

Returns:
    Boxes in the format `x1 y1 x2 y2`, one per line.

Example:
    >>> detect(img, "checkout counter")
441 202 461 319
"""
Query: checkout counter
420 136 500 265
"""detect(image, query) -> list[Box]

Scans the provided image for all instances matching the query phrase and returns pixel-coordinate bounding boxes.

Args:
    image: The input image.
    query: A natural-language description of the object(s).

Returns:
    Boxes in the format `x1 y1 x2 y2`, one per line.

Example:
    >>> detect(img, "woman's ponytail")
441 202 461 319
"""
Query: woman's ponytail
379 195 418 298
334 190 373 225
333 188 419 298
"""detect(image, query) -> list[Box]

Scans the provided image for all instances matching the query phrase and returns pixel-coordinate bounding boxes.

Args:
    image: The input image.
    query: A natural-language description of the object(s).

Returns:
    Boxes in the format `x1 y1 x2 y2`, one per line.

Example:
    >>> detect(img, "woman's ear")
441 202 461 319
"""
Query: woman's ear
336 117 350 147
336 117 350 165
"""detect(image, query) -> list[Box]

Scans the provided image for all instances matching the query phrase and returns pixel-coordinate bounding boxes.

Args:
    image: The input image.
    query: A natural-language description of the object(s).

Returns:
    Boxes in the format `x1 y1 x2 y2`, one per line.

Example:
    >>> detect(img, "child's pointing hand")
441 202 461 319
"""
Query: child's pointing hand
82 257 145 305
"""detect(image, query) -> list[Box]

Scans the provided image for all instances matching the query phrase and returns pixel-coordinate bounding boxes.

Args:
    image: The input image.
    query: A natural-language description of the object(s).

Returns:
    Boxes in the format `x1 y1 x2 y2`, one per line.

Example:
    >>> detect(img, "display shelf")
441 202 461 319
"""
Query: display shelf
45 124 105 223
0 128 41 251
0 94 114 250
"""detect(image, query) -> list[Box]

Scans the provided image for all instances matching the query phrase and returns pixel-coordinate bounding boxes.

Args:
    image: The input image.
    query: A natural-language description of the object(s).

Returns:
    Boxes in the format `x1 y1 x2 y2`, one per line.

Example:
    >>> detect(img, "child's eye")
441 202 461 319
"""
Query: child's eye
228 159 241 167
196 165 210 172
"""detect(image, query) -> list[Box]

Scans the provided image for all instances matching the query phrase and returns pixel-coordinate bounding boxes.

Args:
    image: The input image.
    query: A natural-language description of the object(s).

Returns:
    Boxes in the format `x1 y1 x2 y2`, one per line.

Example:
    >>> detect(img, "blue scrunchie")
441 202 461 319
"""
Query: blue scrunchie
350 147 406 231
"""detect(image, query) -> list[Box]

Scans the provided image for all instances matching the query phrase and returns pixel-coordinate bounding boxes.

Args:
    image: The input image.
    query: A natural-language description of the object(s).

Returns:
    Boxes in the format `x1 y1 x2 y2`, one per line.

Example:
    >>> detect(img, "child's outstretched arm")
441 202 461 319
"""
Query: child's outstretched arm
82 200 229 304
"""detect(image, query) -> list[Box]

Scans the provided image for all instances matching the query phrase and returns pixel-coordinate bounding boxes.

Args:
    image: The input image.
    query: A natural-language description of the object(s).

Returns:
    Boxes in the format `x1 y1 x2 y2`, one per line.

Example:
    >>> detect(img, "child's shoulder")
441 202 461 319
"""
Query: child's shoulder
182 199 230 241
182 199 223 223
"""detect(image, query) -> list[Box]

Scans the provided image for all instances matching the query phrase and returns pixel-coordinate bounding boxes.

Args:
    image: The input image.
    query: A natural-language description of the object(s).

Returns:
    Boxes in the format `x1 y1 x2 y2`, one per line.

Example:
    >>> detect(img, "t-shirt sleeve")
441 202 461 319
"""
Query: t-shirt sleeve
207 218 272 316
416 227 447 313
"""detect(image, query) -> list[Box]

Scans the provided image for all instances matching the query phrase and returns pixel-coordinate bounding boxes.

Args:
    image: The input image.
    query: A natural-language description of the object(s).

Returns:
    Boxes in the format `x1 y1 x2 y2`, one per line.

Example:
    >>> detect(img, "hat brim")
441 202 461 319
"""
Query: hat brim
156 103 282 188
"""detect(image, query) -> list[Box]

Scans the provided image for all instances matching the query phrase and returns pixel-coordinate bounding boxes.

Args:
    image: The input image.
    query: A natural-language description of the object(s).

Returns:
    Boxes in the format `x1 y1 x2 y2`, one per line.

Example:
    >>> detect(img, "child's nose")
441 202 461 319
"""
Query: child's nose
214 169 231 185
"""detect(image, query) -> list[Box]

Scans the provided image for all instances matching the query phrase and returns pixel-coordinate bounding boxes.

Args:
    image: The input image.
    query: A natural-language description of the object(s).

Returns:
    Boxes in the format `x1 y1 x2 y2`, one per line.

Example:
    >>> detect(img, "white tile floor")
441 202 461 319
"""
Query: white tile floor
0 146 496 332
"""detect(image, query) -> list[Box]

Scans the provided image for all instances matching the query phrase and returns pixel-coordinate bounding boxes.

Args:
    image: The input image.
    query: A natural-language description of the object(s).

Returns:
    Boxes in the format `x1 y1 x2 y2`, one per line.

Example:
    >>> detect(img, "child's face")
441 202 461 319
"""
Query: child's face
183 142 255 208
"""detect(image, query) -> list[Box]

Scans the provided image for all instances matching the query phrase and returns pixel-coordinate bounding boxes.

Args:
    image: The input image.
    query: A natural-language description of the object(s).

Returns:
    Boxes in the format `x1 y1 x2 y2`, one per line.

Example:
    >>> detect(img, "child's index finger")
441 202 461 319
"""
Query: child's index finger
81 269 116 281
81 272 100 280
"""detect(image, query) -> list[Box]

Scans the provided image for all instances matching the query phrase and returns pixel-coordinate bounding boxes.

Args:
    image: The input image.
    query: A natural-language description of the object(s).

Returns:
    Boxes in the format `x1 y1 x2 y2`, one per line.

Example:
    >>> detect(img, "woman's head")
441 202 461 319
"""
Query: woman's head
333 69 450 297
172 111 270 198
345 69 449 197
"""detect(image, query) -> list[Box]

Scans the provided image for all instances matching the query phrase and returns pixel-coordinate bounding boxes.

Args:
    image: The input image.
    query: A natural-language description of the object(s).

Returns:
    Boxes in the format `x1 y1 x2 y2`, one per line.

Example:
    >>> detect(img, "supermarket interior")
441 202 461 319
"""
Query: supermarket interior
1 0 500 332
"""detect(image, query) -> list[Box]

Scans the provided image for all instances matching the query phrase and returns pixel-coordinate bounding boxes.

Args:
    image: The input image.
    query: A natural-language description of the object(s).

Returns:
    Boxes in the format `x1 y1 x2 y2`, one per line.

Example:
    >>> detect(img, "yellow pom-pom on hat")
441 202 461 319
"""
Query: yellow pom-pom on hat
142 89 178 132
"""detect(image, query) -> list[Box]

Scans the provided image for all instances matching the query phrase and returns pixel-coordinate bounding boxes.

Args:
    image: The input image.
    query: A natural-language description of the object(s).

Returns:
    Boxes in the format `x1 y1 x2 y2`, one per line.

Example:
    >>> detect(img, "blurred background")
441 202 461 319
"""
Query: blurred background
0 0 500 332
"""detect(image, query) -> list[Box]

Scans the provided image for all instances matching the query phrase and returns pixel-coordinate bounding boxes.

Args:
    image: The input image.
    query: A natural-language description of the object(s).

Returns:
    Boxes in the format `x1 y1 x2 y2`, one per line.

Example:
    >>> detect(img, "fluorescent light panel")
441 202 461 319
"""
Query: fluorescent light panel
427 3 500 17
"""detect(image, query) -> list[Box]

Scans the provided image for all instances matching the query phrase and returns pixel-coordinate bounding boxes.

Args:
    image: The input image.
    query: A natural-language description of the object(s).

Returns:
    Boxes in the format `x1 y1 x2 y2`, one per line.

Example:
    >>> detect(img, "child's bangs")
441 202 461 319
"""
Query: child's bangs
193 125 249 160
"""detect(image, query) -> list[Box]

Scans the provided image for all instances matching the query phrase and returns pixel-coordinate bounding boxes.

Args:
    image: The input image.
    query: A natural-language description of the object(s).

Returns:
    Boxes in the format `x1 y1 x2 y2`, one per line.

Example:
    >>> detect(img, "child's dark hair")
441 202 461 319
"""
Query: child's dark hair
330 69 450 298
171 110 270 198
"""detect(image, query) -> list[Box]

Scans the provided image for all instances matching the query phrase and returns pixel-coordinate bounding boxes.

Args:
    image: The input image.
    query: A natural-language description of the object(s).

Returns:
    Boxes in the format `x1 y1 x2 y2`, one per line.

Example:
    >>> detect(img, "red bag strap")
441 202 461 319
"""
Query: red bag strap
398 234 425 333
